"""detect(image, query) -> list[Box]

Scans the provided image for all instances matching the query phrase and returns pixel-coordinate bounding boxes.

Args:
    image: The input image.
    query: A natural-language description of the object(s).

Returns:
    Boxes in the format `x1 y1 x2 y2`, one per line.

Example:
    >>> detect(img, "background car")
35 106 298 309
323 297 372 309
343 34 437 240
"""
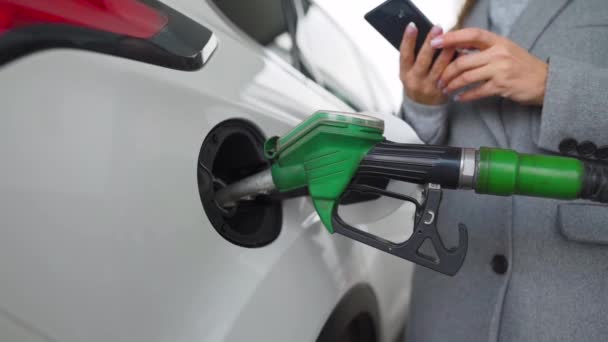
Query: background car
0 0 446 341
211 0 465 115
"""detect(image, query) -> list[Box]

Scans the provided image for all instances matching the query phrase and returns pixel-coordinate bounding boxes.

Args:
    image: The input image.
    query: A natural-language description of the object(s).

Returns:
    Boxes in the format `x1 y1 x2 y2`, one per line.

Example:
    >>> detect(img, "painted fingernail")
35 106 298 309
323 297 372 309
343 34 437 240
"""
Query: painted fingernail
431 36 444 48
442 88 450 95
405 22 417 37
454 94 461 102
437 80 445 89
430 25 443 37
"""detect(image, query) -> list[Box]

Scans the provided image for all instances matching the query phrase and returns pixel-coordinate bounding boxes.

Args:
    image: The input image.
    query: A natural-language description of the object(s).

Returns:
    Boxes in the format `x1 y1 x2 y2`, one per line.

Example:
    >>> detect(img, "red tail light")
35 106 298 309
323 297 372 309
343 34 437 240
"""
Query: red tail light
0 0 168 37
0 0 216 70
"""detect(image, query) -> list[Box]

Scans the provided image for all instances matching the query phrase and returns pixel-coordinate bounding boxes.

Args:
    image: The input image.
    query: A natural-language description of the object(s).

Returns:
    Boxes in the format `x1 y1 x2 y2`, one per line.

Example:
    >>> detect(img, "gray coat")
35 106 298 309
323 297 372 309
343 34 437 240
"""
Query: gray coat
403 0 608 341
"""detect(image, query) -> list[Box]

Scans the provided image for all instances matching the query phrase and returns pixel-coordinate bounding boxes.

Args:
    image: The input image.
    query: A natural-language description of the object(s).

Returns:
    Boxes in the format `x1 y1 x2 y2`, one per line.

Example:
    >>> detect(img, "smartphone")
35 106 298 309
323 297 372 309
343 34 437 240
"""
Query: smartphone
365 0 435 55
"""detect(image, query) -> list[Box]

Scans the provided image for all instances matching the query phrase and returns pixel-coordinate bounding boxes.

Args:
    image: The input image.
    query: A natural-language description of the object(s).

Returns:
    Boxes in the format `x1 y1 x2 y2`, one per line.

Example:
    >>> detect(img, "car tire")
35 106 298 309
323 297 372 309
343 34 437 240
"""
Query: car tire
316 284 380 342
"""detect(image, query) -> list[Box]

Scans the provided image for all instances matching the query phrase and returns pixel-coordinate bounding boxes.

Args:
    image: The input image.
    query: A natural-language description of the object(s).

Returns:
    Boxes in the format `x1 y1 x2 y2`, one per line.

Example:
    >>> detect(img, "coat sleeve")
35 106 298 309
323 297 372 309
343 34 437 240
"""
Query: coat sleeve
400 94 449 145
535 55 608 151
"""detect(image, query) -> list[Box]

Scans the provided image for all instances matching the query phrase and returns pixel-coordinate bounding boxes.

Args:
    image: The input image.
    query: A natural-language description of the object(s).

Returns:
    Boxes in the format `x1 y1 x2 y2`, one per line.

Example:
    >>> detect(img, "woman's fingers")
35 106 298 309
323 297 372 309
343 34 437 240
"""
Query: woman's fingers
422 28 549 104
439 49 493 87
444 64 495 93
429 48 455 84
411 25 443 76
455 81 497 102
431 28 500 50
399 22 418 71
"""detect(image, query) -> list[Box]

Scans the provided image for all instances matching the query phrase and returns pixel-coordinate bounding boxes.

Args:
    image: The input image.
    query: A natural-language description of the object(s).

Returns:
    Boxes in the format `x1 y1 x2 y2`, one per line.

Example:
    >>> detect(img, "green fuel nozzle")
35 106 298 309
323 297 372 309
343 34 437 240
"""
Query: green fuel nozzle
263 111 386 234
215 111 608 276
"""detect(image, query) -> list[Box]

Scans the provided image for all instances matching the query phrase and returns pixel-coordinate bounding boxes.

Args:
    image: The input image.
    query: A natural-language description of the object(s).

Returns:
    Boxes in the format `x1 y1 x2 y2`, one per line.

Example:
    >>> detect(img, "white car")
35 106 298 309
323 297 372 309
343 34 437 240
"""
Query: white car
0 0 421 341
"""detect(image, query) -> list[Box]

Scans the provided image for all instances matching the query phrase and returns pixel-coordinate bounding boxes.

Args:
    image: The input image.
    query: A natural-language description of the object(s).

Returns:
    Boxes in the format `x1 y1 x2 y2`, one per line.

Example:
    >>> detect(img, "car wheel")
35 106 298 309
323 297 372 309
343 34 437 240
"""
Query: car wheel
316 284 379 342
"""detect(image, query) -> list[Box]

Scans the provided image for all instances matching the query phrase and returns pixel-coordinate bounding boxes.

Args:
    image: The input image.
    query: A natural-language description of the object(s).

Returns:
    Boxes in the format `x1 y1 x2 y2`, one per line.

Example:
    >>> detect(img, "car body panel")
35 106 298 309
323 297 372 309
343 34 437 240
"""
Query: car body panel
0 1 417 341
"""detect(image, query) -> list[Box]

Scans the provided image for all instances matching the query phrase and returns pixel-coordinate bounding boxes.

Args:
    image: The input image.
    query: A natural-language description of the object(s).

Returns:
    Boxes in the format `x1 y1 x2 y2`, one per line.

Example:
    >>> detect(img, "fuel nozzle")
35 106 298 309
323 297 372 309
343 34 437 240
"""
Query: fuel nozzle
213 111 608 276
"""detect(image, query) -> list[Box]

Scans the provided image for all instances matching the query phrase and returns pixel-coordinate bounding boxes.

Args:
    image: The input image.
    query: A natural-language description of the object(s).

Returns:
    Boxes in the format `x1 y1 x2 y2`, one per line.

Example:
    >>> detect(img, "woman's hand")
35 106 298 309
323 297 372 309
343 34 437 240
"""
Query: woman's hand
400 23 456 105
432 28 548 105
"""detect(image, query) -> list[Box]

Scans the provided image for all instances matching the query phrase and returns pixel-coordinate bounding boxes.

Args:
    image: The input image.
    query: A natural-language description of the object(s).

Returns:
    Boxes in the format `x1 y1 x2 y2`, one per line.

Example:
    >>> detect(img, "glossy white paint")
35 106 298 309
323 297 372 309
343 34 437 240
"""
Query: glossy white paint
0 1 420 341
296 5 397 113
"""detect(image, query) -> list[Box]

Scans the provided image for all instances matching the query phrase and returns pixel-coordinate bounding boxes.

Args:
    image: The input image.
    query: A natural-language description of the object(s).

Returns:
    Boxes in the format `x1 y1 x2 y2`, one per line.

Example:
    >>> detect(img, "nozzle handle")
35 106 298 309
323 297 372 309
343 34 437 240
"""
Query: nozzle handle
356 141 464 189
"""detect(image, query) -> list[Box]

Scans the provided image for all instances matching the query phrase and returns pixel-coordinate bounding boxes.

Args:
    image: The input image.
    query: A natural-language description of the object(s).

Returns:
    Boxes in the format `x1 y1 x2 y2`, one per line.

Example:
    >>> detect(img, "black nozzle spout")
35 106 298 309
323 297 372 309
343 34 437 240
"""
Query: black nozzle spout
356 141 465 189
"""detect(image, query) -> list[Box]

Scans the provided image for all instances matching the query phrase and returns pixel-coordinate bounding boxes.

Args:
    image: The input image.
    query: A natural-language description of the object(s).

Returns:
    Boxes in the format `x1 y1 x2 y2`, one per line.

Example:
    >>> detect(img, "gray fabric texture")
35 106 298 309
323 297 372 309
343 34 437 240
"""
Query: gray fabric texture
537 55 608 150
400 94 448 144
558 203 608 245
489 0 530 36
403 0 608 341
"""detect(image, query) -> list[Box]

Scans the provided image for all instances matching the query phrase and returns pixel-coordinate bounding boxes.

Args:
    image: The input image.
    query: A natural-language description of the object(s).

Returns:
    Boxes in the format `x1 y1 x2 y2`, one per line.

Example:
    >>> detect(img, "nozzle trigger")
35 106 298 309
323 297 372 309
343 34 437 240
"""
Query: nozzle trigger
331 183 468 276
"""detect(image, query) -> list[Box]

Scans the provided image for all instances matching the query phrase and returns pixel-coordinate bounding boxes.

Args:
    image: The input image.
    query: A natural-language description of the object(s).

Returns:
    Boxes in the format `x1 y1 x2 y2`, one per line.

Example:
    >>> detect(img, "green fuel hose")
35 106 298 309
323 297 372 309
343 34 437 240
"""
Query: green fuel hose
357 143 608 203
476 147 582 199
476 147 608 202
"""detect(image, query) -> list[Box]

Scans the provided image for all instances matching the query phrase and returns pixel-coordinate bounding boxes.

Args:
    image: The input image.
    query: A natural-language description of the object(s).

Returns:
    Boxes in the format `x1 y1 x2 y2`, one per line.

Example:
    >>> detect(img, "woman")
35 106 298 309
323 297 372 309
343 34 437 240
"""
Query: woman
400 0 608 341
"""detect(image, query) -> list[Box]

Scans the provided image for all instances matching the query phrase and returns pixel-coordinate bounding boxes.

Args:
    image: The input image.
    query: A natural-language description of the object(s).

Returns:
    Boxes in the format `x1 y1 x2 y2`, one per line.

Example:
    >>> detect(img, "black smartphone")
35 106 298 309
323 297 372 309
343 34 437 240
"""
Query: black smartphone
365 0 435 55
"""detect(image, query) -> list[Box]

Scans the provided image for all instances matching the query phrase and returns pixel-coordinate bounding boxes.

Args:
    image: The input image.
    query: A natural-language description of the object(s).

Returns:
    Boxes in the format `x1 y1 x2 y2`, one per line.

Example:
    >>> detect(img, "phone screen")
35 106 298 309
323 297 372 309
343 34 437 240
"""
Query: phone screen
364 0 434 55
